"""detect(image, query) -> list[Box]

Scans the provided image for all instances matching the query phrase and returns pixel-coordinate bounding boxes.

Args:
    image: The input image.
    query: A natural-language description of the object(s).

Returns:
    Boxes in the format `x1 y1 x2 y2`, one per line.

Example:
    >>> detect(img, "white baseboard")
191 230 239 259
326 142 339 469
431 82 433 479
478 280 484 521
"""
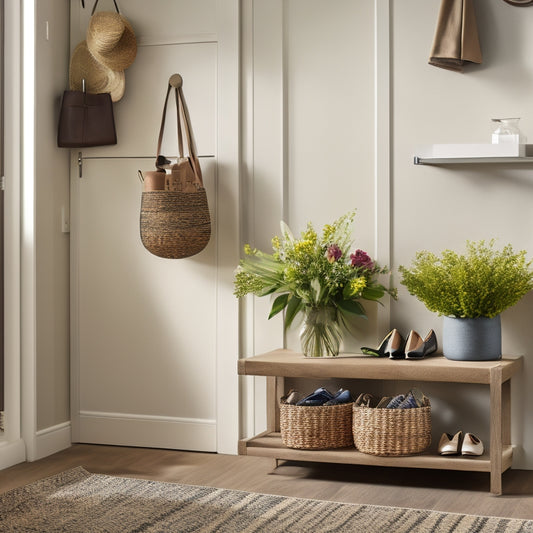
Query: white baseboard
0 438 26 470
35 421 72 461
77 411 217 452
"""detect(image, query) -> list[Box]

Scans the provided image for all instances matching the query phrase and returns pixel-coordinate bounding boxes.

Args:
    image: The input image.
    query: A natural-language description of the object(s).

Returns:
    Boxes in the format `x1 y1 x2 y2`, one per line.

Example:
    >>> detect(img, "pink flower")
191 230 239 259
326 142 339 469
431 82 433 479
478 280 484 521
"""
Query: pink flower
350 249 374 271
326 244 342 263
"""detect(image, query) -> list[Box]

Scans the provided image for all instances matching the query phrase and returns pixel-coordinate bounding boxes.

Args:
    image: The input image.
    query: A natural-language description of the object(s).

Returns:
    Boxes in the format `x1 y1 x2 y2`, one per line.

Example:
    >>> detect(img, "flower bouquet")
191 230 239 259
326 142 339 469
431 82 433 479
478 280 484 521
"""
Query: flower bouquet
234 211 396 357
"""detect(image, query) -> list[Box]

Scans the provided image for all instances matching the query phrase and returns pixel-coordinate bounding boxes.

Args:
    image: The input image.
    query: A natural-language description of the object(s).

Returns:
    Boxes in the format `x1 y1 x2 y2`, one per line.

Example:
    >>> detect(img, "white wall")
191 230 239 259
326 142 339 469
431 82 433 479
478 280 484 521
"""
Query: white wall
243 0 533 470
391 0 533 469
35 0 71 435
4 0 240 467
7 0 533 470
284 0 380 352
0 0 26 470
0 0 70 469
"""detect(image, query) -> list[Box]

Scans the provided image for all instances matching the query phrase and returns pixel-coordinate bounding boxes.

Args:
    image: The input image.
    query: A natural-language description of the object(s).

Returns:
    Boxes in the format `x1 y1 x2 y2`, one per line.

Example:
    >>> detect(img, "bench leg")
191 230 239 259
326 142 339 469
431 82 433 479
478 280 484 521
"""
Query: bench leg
490 366 503 495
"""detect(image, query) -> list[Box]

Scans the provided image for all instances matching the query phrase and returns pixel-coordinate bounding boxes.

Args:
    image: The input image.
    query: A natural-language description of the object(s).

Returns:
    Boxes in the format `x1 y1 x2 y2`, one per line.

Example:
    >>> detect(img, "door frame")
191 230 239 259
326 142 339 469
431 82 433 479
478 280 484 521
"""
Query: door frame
0 0 31 469
214 0 240 454
0 0 5 421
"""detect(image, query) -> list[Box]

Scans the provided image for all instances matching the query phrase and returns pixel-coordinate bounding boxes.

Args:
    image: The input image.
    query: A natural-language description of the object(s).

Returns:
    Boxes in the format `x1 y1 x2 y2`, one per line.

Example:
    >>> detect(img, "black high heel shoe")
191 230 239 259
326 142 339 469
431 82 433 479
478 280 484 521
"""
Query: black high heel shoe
361 329 405 358
405 329 438 359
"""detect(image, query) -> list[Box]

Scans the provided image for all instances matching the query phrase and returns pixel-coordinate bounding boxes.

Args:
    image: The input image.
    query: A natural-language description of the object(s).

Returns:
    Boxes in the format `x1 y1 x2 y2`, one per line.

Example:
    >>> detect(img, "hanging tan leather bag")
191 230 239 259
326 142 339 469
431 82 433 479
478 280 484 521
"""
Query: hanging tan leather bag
139 74 211 259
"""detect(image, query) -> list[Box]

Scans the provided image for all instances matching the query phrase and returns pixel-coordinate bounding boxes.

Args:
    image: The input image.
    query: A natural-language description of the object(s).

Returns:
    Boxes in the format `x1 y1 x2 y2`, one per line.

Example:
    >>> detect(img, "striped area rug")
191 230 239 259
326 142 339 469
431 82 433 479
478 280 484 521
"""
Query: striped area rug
0 467 531 532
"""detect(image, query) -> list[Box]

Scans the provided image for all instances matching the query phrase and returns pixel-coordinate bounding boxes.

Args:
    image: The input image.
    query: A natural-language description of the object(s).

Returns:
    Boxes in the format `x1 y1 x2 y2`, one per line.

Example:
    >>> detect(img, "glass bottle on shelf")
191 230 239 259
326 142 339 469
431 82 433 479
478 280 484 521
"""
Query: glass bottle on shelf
491 118 526 144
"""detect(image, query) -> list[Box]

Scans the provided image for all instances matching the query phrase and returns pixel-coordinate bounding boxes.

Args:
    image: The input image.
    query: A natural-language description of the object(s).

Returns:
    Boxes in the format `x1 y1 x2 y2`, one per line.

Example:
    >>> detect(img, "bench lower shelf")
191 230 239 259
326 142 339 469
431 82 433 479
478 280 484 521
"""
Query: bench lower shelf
239 432 513 474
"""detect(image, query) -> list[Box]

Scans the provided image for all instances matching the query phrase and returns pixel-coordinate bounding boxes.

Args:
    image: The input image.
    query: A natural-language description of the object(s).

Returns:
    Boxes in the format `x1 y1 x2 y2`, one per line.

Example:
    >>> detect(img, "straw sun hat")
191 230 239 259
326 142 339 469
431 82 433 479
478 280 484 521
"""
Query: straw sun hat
69 10 136 103
86 12 137 71
69 41 125 102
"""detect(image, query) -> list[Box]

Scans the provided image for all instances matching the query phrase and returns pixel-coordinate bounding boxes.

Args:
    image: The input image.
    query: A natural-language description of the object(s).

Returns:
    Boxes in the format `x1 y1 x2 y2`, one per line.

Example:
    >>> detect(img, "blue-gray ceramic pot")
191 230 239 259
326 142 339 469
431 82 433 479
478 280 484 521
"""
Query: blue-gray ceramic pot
442 315 502 361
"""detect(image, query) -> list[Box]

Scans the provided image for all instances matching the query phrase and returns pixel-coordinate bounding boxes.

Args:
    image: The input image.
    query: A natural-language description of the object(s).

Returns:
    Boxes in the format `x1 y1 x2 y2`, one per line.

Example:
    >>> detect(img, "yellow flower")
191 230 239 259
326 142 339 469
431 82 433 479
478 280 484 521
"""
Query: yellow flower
284 265 298 283
293 239 315 257
322 224 335 243
349 277 367 296
301 227 318 244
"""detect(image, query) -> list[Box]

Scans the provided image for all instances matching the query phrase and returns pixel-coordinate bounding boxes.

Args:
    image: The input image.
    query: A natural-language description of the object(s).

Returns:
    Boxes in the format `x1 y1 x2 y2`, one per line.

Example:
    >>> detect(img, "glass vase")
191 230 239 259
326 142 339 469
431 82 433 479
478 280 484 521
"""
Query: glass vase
299 306 342 357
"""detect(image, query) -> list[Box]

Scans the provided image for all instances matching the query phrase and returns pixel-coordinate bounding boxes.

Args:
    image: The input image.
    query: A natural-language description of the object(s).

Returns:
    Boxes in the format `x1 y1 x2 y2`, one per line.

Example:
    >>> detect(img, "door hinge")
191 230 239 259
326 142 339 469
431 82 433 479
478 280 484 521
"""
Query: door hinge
0 176 5 191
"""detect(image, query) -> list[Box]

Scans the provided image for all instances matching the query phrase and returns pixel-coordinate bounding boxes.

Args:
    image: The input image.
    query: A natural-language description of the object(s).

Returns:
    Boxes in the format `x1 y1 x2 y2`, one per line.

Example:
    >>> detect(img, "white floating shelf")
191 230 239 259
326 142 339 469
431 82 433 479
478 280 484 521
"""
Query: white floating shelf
414 143 533 165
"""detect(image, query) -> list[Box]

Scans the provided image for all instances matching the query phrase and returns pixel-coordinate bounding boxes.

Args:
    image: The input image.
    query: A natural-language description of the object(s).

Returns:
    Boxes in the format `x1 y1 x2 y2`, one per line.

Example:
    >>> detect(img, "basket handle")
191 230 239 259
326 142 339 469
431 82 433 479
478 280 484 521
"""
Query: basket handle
155 74 203 188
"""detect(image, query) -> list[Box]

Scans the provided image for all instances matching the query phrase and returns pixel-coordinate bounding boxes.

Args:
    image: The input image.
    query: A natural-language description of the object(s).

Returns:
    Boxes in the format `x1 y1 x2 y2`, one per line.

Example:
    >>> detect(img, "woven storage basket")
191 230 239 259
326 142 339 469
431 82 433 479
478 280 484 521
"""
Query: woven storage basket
280 402 354 450
352 404 431 456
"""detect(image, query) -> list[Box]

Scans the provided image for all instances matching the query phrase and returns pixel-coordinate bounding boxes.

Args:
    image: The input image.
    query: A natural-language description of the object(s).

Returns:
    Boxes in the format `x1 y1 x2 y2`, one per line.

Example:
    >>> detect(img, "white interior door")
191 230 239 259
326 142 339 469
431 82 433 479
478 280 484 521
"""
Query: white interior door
70 0 239 453
73 157 217 451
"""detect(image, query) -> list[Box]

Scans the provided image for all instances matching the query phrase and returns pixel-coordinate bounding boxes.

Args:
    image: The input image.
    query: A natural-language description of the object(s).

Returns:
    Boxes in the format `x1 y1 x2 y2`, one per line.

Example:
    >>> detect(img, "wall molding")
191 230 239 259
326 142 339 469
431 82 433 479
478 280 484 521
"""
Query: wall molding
240 0 286 439
240 0 391 439
138 34 217 47
20 0 37 462
215 0 241 455
0 438 25 470
35 421 71 461
374 0 391 337
0 0 26 471
79 411 216 452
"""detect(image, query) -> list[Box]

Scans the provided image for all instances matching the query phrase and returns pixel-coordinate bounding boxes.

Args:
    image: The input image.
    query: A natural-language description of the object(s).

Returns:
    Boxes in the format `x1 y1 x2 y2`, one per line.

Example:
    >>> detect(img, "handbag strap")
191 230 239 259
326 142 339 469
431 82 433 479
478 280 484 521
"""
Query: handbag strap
156 74 203 187
91 0 119 15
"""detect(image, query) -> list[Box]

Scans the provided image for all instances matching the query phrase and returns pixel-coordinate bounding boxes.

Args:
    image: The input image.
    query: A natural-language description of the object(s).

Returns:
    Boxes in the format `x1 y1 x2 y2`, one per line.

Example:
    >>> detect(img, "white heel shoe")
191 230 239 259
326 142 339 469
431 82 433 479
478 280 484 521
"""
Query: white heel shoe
438 431 462 455
461 433 484 456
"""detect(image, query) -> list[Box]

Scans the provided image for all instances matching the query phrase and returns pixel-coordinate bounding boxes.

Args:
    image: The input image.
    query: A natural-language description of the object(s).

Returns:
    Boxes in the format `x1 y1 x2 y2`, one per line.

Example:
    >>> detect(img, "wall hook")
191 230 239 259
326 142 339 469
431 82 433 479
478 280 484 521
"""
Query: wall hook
502 0 533 5
169 74 183 88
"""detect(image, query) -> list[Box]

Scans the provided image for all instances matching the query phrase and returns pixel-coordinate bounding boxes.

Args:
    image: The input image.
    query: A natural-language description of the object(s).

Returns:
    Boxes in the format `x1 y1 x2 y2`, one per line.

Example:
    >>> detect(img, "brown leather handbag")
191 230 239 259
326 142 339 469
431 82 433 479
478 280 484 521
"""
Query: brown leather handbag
57 87 117 148
139 74 211 259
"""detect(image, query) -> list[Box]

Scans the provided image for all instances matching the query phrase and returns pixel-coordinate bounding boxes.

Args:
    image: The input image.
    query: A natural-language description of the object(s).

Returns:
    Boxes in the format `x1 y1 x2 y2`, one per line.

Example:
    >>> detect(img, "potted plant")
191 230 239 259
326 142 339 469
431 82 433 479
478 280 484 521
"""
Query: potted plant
399 240 533 360
234 210 397 357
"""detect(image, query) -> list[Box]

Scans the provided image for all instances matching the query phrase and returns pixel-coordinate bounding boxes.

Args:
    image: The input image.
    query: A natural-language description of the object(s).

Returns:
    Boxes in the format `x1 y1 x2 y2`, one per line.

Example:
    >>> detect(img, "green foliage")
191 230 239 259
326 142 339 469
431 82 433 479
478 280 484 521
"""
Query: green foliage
234 210 397 329
399 240 533 318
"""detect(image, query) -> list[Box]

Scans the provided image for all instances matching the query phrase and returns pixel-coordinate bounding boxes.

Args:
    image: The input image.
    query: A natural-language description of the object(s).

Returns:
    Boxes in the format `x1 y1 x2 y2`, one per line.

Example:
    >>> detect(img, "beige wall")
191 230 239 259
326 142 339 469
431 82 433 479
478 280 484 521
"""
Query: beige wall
246 0 533 469
35 0 70 431
392 0 533 468
285 0 378 352
26 0 533 468
242 0 380 438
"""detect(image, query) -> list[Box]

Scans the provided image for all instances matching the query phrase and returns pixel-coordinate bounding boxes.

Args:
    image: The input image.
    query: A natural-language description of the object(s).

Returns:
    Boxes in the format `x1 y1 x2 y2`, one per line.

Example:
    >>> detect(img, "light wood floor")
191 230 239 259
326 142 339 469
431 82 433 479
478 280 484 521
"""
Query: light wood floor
1 444 533 520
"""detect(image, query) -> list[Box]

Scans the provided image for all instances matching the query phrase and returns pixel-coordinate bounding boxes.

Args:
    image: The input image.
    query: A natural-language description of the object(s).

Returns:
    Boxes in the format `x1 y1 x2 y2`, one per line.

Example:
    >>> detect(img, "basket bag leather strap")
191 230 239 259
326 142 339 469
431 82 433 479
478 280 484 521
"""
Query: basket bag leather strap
155 74 204 189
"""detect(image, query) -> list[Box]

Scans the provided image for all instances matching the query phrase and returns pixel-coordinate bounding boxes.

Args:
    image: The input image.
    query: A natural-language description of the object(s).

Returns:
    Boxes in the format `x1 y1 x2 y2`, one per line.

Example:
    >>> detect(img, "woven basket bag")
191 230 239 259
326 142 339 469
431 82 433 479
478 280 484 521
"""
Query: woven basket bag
352 403 431 456
140 191 210 259
139 74 210 259
280 402 354 450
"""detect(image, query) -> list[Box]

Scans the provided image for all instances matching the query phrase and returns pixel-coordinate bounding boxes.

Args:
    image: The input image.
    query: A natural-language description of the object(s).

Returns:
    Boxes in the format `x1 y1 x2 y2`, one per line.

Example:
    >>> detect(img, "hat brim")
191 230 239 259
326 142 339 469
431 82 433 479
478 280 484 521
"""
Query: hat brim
69 40 125 102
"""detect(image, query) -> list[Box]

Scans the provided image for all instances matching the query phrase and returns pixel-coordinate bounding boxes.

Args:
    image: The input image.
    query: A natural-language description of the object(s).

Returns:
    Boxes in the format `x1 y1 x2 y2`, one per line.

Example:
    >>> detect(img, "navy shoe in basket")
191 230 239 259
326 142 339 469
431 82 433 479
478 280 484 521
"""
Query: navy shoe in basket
296 387 334 406
323 389 353 405
385 394 405 409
